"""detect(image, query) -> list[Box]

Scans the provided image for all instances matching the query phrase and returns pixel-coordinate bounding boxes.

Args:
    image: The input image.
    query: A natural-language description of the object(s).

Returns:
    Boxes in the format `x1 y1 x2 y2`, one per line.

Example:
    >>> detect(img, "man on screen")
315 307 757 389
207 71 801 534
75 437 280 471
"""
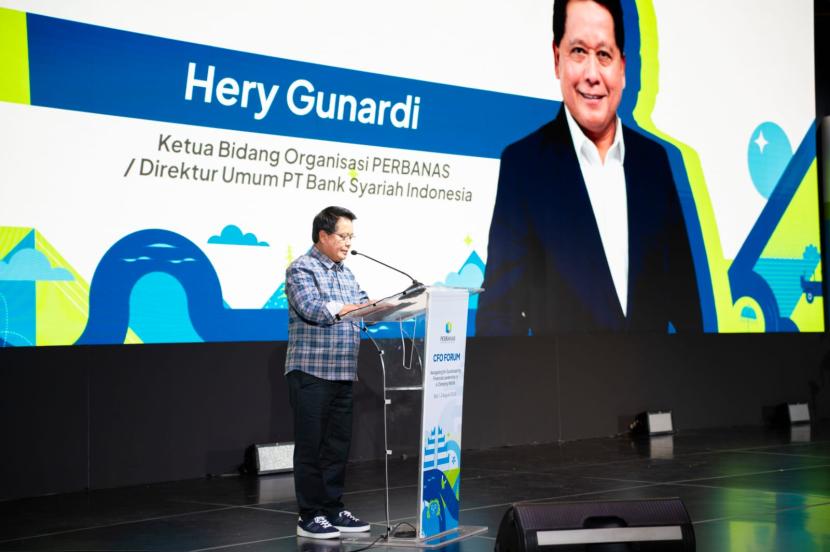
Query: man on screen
477 0 701 335
285 206 371 539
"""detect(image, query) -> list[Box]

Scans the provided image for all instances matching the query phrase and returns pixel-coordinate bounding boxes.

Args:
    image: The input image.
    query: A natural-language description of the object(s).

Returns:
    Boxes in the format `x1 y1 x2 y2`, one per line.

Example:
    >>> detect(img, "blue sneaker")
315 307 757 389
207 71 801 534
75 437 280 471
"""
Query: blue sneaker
330 510 370 532
297 516 340 539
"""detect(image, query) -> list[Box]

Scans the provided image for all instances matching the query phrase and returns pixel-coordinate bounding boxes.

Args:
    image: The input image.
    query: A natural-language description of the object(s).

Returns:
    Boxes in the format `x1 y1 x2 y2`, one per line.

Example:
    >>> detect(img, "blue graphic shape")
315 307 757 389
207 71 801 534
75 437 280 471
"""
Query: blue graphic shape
208 224 269 247
462 250 486 274
728 122 817 332
421 425 461 536
445 439 461 471
0 231 37 346
0 283 36 346
754 246 821 317
0 248 73 281
740 306 757 320
27 13 554 159
423 426 450 470
431 250 486 337
77 229 287 345
263 282 288 309
748 122 793 199
754 260 814 317
421 496 442 537
803 245 821 264
128 272 203 343
421 469 459 537
801 275 822 304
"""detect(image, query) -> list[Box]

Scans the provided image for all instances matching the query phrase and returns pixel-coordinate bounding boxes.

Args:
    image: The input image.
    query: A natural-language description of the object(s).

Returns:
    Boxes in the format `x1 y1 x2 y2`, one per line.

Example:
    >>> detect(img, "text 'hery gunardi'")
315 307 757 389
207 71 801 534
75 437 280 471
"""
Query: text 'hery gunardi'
184 63 421 129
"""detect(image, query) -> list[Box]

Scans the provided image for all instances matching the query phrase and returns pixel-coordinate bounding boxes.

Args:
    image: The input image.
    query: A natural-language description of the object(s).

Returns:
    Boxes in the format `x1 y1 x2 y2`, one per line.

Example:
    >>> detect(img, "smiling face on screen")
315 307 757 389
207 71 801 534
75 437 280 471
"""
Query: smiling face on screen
554 0 625 146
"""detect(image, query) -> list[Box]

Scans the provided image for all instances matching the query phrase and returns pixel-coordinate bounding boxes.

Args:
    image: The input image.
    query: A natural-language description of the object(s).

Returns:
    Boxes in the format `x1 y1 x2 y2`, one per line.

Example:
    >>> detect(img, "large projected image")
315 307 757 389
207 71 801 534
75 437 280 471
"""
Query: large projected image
477 0 820 335
477 0 704 335
0 0 821 346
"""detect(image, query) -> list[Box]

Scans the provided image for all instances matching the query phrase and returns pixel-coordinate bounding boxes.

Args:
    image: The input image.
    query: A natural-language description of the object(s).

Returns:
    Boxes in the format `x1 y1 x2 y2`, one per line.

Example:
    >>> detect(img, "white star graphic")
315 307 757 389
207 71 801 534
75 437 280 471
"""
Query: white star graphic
754 130 769 154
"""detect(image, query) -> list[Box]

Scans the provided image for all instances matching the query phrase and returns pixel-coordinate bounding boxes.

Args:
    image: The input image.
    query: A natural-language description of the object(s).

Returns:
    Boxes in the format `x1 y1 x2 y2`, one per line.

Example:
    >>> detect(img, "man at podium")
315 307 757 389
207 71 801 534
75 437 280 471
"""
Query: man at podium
285 206 372 539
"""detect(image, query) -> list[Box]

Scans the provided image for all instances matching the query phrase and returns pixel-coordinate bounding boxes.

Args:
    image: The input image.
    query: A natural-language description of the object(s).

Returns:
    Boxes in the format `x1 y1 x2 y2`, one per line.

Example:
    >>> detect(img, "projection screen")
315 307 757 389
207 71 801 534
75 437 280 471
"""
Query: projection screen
0 0 820 345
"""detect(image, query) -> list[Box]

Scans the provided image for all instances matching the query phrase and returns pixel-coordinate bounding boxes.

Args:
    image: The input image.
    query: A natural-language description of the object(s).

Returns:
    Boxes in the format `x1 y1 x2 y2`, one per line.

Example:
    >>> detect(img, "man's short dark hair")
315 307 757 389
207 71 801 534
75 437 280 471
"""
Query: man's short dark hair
552 0 625 52
312 206 356 243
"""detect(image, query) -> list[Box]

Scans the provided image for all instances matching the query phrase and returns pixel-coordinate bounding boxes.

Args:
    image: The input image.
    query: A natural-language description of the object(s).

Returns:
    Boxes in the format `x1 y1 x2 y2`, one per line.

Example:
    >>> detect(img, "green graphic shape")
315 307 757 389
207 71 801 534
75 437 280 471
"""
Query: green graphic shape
444 467 460 489
761 161 821 259
756 161 823 331
33 230 91 346
0 8 30 105
0 227 33 259
0 227 143 346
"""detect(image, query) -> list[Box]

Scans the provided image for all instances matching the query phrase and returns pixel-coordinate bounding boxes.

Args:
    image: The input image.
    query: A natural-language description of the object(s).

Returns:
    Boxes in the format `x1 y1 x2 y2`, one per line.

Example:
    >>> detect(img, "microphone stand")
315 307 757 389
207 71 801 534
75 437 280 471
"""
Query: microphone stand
350 250 423 295
359 325 393 540
349 250 425 541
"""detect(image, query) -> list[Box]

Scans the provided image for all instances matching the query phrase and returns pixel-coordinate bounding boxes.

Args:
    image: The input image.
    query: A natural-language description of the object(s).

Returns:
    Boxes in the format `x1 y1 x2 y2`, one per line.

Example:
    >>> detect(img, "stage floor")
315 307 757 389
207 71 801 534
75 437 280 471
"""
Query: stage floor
1 423 829 551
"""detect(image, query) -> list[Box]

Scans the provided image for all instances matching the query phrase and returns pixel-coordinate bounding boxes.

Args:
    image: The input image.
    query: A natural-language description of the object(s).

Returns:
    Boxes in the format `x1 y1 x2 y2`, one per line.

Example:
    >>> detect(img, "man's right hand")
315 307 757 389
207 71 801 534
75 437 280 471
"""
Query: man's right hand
338 303 369 317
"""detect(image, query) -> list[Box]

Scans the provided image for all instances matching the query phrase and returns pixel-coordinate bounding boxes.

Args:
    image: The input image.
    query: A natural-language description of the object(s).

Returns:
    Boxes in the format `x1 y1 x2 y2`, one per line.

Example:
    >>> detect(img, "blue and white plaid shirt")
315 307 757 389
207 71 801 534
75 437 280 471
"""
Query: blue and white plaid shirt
285 246 369 381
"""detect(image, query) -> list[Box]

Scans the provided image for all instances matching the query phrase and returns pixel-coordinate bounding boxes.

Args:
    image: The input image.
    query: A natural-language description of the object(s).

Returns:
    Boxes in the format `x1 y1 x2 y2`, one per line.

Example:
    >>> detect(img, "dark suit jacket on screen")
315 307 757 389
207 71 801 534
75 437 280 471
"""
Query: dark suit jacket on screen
477 108 702 335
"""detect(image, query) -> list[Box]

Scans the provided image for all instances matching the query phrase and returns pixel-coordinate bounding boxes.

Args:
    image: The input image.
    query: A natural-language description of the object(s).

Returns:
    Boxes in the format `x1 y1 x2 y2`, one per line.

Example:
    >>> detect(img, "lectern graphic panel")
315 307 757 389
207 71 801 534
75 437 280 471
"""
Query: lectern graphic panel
418 290 468 538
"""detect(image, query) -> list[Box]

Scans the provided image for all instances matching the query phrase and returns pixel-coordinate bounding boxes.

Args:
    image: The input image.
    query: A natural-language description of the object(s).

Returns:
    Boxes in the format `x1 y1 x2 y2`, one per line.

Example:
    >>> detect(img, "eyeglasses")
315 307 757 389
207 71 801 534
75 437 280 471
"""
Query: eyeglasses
331 232 355 242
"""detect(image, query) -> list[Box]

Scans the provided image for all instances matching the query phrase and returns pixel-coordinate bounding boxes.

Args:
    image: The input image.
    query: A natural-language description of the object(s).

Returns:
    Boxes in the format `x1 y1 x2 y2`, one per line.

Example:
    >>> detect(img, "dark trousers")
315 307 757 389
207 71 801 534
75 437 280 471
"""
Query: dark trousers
287 370 354 521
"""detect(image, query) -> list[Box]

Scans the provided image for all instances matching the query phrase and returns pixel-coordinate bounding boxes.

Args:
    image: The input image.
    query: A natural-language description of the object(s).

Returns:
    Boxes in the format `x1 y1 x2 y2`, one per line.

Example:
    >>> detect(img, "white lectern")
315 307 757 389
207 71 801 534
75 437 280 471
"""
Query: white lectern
341 285 486 548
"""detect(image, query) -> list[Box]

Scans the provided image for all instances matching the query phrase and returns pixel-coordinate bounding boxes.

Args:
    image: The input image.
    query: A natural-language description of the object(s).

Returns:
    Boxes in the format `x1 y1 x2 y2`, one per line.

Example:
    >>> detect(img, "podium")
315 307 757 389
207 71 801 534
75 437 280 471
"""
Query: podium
341 285 487 548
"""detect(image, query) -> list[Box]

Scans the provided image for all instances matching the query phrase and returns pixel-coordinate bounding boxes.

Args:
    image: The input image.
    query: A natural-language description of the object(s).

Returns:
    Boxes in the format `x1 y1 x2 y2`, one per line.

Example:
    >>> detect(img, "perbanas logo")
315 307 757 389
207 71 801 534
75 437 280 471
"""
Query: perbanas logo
441 321 456 342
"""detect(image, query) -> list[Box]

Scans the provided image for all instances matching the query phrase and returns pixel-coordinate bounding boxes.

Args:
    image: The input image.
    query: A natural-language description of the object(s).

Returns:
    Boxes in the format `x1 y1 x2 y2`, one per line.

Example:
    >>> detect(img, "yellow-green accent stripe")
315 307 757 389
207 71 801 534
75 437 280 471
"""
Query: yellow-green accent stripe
633 0 744 330
0 8 30 105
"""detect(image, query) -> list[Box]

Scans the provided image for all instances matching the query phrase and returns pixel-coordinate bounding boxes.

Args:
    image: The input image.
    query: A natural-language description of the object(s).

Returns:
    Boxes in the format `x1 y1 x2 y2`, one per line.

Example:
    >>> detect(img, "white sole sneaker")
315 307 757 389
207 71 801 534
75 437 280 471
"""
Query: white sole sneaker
334 524 370 533
297 527 341 539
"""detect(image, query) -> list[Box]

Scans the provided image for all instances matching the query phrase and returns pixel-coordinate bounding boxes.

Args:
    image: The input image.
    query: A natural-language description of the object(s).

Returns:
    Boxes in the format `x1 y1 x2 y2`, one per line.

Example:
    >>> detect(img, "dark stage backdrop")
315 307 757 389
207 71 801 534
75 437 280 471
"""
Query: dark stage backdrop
2 334 830 501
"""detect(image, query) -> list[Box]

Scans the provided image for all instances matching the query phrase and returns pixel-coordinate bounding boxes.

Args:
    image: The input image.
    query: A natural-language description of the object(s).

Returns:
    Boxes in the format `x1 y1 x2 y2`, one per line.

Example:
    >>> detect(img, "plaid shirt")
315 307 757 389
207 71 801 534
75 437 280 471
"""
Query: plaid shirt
285 246 368 381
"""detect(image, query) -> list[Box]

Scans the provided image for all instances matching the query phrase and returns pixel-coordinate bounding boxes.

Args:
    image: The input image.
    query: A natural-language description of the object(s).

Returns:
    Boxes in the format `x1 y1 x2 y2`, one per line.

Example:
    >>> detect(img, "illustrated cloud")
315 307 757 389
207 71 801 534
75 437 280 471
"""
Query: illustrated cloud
208 224 269 247
0 248 74 281
440 263 484 289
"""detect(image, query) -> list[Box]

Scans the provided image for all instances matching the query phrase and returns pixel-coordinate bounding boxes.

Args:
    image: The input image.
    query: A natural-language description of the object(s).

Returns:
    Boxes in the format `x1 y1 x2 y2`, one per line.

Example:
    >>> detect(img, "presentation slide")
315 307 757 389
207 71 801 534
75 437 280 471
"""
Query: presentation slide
0 0 821 345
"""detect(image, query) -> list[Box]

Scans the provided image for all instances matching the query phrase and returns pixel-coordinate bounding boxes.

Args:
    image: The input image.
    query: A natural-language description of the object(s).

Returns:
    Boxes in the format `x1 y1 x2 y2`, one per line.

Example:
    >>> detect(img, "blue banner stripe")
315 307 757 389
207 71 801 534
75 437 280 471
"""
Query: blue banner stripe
422 459 451 470
26 13 555 160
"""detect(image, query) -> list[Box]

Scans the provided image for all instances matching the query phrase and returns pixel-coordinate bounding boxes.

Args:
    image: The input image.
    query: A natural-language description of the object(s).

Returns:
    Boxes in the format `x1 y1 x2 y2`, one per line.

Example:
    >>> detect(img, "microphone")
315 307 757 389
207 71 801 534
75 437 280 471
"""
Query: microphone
351 250 424 295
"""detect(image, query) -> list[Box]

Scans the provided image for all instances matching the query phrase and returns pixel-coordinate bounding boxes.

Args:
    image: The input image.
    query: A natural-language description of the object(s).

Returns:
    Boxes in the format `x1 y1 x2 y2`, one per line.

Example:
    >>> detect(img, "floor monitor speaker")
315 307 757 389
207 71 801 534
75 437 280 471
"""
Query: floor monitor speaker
495 498 695 551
